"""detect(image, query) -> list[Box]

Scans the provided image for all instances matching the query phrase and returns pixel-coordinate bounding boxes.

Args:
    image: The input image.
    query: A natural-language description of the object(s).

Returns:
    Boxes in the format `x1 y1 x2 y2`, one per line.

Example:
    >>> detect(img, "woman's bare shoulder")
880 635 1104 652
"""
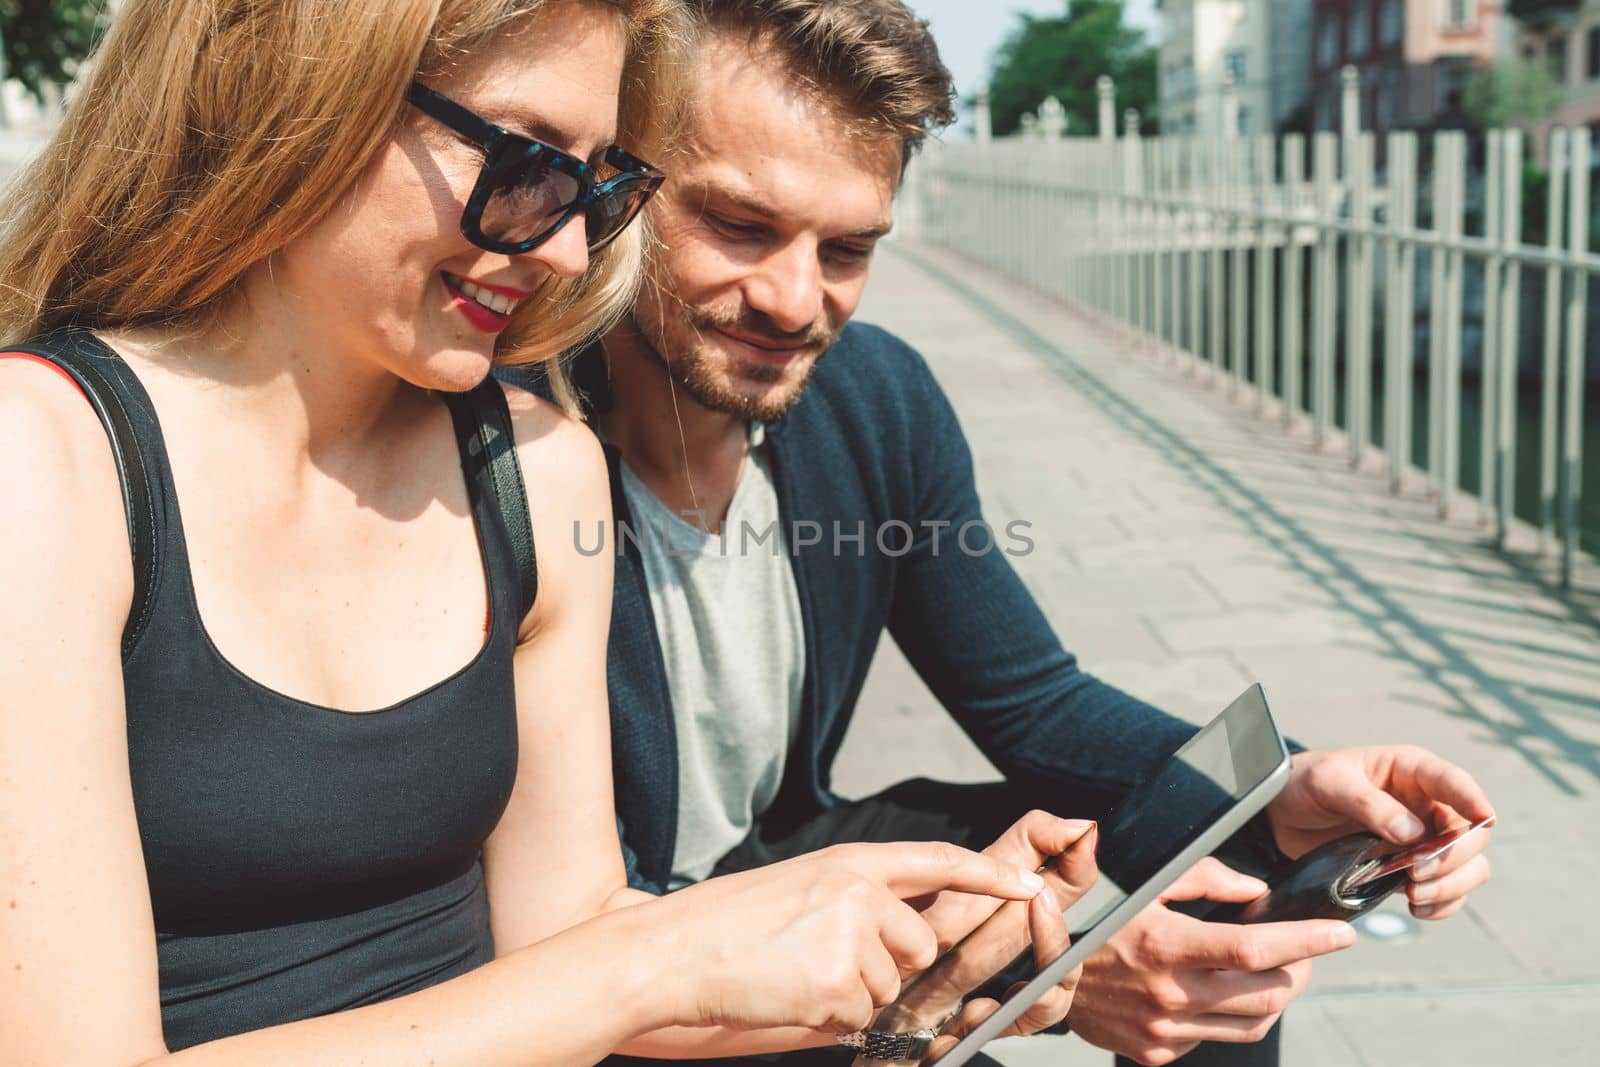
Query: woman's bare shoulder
497 377 608 504
0 355 134 654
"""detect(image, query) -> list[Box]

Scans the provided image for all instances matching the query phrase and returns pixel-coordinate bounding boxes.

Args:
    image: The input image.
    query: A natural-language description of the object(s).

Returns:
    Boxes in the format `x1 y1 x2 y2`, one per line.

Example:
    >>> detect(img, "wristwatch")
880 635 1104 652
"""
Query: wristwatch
837 1027 938 1062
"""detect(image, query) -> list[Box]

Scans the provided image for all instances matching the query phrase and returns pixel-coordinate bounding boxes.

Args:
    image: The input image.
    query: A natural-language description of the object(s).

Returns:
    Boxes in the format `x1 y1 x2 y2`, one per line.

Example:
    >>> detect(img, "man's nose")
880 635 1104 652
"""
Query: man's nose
742 240 823 336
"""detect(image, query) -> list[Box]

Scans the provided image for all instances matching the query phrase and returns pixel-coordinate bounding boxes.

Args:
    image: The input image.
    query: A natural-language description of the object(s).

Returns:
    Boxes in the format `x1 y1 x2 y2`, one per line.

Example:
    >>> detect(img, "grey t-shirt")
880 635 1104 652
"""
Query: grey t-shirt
618 425 805 889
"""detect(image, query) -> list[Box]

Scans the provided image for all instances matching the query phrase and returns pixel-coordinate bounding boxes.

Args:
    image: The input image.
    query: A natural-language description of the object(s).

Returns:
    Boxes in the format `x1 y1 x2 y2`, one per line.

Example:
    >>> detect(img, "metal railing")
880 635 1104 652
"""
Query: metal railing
907 124 1597 588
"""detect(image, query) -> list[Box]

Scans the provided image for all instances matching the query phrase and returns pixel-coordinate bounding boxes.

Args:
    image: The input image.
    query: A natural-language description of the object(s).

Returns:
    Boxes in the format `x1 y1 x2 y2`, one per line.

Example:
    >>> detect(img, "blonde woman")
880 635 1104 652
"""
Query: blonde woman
0 1 1090 1065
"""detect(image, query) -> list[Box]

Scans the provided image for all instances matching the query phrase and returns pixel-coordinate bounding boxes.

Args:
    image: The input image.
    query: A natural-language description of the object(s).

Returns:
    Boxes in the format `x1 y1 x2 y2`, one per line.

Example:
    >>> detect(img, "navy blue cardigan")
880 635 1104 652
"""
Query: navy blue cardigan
507 322 1203 894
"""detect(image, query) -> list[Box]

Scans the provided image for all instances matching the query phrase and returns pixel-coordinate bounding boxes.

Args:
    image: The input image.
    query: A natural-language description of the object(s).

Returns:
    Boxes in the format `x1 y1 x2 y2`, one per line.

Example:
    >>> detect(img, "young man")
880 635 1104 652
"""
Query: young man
517 2 1496 1063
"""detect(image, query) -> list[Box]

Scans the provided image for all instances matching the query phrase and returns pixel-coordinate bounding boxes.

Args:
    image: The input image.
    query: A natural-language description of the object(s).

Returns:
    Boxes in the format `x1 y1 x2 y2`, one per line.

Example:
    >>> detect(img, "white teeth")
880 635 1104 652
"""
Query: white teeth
453 276 517 316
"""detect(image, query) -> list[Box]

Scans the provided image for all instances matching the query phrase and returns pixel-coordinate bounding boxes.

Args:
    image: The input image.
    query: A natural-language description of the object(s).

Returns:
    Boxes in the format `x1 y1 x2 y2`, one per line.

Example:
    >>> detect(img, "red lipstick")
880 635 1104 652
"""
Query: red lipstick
443 273 517 335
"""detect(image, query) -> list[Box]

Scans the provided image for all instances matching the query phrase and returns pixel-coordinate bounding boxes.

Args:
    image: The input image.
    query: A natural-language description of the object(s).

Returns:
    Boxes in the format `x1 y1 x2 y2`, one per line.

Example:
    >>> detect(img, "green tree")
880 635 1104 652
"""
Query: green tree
986 0 1156 138
0 0 110 103
1463 57 1562 130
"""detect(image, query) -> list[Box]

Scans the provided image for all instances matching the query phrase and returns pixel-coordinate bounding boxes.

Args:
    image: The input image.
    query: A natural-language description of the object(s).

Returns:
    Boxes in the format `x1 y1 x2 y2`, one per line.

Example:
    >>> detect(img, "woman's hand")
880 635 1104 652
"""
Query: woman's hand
648 841 1051 1035
860 818 1098 1063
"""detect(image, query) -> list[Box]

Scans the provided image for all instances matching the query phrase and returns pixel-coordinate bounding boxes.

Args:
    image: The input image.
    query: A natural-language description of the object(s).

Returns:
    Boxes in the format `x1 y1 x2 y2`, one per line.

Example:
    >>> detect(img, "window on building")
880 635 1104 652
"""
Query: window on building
1225 49 1247 85
1318 15 1340 68
1439 62 1469 113
1238 105 1252 135
1350 1 1369 55
1551 34 1569 85
1589 27 1600 80
1380 0 1403 48
1442 0 1474 32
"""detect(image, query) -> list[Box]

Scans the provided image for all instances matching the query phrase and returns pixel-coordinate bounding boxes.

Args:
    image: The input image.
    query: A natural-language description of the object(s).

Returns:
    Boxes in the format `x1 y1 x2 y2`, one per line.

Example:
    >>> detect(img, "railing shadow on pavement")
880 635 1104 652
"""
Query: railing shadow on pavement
890 241 1600 799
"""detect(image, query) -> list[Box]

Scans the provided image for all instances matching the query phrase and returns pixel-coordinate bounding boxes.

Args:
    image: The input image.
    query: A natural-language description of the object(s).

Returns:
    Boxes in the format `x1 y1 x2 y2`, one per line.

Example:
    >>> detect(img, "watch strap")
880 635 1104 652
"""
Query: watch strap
837 1027 936 1062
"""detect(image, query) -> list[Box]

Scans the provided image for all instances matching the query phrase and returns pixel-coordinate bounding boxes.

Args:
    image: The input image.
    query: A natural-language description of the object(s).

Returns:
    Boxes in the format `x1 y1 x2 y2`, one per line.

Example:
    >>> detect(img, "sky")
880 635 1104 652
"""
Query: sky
906 0 1161 101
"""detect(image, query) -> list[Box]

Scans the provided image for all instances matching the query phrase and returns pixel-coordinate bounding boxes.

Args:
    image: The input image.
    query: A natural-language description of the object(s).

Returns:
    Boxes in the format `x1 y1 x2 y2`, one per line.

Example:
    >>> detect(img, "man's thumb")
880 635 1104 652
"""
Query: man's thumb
1160 857 1269 904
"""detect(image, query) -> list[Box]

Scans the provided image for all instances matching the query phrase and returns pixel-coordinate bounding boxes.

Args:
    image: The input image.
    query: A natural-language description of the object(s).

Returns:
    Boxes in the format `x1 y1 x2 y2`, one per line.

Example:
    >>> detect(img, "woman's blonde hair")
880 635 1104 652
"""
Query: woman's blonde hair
0 0 686 408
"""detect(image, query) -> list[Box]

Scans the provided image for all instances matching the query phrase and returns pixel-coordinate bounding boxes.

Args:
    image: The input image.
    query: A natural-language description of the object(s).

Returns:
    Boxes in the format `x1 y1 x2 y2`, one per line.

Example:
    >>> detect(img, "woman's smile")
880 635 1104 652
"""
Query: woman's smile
442 270 530 333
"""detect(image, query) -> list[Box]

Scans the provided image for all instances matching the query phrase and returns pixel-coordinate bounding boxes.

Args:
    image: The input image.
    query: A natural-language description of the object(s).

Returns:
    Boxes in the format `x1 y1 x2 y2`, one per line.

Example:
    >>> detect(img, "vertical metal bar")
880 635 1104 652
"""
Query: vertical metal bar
1312 132 1338 446
1158 137 1171 350
1256 135 1276 412
1167 139 1181 360
1496 129 1523 548
1229 138 1247 394
1540 129 1569 550
1350 131 1376 463
1347 133 1374 467
1397 133 1418 491
1146 139 1158 340
1118 138 1131 325
1383 135 1400 481
1189 138 1204 376
1283 134 1305 427
1210 138 1226 384
1428 132 1449 497
1562 127 1590 587
1442 133 1467 519
1481 130 1503 526
1383 134 1402 484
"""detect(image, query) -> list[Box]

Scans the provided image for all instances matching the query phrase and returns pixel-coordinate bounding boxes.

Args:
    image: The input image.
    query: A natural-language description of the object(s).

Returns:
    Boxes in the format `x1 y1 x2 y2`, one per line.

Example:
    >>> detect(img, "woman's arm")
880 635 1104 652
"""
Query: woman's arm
0 363 683 1067
481 388 637 946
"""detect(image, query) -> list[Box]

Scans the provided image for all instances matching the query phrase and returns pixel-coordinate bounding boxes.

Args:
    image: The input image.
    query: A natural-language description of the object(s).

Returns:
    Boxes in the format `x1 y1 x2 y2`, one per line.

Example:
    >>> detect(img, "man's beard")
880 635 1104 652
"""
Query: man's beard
637 290 838 423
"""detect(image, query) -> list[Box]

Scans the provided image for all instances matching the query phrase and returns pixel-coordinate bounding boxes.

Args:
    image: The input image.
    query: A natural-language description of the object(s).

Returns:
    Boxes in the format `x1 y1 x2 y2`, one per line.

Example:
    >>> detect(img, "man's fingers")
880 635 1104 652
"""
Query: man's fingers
1412 896 1469 921
1177 917 1355 972
1176 1011 1287 1045
1323 759 1434 844
1408 853 1491 914
849 841 1047 902
990 811 1097 869
1391 748 1497 828
1159 857 1270 906
1409 817 1492 881
1186 960 1310 1017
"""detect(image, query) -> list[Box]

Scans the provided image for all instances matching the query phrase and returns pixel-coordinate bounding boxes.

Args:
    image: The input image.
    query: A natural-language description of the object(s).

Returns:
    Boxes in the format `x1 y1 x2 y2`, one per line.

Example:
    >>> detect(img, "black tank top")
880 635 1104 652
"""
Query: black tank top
53 346 522 1049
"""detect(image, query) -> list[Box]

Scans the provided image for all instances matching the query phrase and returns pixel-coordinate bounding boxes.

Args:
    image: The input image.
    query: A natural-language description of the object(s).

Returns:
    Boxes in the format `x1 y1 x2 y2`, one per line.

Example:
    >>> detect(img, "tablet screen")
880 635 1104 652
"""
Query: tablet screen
1066 684 1285 934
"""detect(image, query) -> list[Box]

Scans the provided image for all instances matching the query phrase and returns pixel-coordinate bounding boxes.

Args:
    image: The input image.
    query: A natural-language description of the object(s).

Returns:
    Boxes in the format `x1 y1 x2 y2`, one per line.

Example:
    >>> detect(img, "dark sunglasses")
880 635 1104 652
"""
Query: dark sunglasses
406 81 664 256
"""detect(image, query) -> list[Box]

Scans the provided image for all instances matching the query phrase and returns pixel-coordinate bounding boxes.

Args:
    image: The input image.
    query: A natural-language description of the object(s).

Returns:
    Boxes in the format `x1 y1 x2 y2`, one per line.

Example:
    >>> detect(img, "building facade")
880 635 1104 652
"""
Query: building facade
1510 0 1600 162
1158 0 1311 137
1307 0 1505 136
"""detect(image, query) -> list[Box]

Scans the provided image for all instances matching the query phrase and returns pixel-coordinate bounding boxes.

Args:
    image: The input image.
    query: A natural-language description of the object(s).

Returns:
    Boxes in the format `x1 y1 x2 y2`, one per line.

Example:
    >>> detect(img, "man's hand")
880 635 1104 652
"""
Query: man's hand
1268 746 1496 920
1066 858 1356 1066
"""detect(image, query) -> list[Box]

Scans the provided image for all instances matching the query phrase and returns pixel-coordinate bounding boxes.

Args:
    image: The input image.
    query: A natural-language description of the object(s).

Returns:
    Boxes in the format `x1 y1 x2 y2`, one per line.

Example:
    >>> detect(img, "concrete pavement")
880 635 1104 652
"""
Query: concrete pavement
831 241 1600 1066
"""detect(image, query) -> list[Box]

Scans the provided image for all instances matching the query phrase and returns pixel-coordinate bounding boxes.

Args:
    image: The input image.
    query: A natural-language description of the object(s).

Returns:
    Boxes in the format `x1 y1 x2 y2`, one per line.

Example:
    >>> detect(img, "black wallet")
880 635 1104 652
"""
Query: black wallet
1212 818 1494 925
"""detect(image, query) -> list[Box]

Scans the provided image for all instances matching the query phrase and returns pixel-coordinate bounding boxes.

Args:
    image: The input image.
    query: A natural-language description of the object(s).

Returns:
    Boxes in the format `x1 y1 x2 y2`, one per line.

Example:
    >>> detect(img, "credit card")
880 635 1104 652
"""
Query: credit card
1346 816 1496 889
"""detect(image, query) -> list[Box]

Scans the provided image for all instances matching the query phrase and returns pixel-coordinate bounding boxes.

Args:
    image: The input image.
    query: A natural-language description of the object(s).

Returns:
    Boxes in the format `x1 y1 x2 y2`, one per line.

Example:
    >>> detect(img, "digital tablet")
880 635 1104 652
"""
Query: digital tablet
930 683 1292 1067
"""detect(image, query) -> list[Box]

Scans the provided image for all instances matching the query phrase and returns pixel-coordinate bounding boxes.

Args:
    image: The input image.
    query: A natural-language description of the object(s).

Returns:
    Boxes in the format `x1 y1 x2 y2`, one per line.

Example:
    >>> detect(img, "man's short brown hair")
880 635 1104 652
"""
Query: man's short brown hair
690 0 955 165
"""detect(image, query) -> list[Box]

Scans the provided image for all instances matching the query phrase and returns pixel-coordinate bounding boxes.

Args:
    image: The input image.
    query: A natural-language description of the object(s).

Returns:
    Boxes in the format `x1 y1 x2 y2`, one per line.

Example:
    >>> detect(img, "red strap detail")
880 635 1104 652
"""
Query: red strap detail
0 351 90 402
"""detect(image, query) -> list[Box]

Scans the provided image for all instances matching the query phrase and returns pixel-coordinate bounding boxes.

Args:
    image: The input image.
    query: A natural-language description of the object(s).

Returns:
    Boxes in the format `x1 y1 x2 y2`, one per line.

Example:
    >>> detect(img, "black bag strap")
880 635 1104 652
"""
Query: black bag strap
4 330 159 660
446 380 539 622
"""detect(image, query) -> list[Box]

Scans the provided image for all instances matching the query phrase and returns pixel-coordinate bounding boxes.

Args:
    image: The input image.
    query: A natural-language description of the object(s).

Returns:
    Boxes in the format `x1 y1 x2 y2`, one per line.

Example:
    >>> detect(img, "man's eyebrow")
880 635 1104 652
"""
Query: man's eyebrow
691 182 781 220
692 183 892 239
842 221 894 241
